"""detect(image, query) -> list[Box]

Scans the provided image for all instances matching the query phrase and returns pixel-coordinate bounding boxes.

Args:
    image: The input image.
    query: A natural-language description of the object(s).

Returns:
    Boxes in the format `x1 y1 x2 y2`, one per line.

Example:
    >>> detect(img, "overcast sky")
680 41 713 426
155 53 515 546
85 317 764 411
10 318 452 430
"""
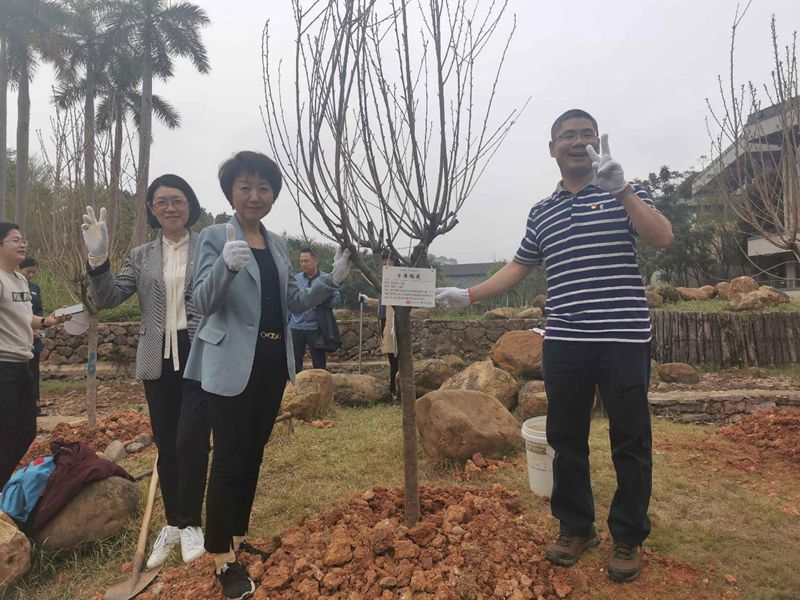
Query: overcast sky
8 0 800 263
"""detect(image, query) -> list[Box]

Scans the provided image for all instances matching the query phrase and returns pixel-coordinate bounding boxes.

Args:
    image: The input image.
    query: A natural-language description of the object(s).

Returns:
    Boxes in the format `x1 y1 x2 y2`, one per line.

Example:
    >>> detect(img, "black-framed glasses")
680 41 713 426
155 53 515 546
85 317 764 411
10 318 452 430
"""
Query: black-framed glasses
555 129 598 143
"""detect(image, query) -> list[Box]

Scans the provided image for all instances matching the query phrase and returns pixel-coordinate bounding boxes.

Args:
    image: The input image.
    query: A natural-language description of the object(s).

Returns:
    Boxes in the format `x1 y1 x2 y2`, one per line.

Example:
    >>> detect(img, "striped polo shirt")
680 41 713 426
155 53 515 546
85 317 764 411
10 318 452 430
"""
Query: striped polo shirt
513 181 657 343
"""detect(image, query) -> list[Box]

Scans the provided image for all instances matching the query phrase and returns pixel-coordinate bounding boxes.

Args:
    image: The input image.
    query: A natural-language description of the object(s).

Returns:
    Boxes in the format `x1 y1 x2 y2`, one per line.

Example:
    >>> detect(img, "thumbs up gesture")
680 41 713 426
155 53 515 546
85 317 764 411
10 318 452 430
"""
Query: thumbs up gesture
222 223 251 272
586 134 627 195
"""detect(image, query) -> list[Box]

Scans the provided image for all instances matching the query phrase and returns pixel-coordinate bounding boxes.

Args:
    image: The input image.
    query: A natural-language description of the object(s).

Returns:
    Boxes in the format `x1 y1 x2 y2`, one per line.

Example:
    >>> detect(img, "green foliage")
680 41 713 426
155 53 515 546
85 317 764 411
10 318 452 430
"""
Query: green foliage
484 260 546 307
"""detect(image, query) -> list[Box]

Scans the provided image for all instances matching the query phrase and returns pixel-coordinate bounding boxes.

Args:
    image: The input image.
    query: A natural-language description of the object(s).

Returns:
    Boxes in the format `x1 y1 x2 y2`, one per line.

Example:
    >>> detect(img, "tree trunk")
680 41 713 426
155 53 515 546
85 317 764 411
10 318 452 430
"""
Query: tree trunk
133 29 153 246
15 61 29 231
393 305 420 527
86 314 98 428
84 56 95 209
109 107 123 250
0 36 7 220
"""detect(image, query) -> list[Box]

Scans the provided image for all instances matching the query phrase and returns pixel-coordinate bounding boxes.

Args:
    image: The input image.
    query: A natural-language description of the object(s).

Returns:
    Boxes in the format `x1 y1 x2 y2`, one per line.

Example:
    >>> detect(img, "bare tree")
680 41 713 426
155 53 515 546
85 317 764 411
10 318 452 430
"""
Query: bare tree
706 7 800 270
262 0 526 525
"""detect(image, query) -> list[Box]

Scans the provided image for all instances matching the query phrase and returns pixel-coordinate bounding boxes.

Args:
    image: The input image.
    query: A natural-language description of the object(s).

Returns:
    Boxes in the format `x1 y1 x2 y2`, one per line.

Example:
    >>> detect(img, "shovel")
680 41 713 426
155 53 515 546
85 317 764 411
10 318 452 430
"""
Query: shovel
104 455 161 600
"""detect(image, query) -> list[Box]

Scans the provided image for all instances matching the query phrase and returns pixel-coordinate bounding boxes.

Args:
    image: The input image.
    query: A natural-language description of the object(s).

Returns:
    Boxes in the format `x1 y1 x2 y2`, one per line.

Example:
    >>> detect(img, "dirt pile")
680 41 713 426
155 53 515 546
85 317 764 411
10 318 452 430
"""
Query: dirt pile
22 410 152 465
719 407 800 464
138 485 726 600
39 380 146 415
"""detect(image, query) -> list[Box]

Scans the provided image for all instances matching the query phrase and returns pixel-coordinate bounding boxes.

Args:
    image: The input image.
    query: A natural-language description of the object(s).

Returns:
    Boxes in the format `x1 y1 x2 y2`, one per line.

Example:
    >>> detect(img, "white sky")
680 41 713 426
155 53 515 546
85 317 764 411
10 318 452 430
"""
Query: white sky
8 0 800 263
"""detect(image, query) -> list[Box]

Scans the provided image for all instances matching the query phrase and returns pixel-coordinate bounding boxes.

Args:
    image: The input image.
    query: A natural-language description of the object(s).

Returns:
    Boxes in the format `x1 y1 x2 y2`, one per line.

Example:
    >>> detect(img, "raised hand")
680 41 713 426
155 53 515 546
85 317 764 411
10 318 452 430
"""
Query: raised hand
586 134 627 195
435 287 471 310
222 223 251 272
81 206 109 257
331 247 352 285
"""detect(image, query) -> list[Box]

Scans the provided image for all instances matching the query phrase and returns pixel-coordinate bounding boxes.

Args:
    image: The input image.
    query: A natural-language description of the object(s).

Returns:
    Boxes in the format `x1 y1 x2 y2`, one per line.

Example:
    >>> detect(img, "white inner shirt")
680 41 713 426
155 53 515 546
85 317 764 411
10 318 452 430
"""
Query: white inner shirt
162 233 189 370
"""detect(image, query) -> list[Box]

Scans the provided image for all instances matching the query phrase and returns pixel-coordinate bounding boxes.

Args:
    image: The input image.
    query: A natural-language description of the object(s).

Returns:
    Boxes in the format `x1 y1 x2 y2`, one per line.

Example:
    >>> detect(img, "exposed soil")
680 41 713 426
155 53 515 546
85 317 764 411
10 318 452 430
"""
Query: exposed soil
38 380 146 416
719 407 800 465
121 485 734 600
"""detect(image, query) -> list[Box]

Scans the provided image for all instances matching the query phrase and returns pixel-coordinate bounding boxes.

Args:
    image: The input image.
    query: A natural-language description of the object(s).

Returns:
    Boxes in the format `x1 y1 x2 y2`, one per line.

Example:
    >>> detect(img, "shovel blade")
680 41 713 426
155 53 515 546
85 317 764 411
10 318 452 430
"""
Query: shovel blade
103 566 161 600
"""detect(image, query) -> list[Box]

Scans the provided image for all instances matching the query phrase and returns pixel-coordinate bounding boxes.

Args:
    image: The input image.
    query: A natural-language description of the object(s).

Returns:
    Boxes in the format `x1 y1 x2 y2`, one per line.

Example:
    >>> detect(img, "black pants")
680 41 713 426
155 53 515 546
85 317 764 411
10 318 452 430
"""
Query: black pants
142 331 210 528
29 352 41 405
0 361 36 489
291 328 327 371
204 337 288 553
542 340 652 546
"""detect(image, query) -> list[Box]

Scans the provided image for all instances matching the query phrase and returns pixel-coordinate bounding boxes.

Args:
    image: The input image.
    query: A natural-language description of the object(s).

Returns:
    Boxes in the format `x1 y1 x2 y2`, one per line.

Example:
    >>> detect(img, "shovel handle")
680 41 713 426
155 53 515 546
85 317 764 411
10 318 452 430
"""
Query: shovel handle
127 454 160 588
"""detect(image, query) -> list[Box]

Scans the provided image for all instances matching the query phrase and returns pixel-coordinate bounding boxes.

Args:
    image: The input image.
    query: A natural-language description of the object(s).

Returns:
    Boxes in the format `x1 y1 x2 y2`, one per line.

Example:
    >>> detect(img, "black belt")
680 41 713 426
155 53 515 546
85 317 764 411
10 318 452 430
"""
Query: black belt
259 331 282 340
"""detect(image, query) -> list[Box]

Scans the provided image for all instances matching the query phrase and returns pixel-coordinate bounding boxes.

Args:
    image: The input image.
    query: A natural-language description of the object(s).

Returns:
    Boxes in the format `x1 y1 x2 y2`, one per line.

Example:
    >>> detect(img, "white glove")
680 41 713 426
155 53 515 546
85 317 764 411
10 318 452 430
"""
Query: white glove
222 223 251 272
586 134 628 195
357 293 369 303
81 206 109 260
435 287 471 310
331 247 352 285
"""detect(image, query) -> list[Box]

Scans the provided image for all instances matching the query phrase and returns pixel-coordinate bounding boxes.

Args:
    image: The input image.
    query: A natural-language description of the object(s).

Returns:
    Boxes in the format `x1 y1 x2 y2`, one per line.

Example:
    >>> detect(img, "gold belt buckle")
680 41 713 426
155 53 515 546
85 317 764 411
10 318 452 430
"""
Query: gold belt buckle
260 331 281 340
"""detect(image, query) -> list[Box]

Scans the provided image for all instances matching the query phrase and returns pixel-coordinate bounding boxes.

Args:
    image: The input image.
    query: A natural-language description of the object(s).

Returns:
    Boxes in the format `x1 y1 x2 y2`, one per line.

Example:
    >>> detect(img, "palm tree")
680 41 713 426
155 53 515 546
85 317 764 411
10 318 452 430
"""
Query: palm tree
0 0 65 230
108 0 210 245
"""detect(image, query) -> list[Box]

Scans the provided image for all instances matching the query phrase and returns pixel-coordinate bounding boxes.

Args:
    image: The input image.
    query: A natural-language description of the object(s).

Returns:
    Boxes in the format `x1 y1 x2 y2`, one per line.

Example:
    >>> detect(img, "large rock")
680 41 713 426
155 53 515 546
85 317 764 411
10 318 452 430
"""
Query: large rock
332 373 387 406
439 354 465 370
658 362 700 384
0 512 31 590
700 285 716 299
484 307 516 319
410 308 431 320
281 369 334 420
32 477 139 549
676 287 709 301
413 359 455 398
490 330 543 378
531 294 547 310
517 380 548 419
715 281 731 300
516 307 543 319
645 290 663 308
416 390 523 461
653 284 680 303
729 276 758 295
439 361 520 410
756 285 790 306
727 292 763 311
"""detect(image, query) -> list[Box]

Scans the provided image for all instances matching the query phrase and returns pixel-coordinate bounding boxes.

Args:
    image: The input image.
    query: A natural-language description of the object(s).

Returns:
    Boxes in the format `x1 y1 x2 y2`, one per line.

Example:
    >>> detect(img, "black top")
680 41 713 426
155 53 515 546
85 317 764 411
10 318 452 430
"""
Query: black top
252 247 283 333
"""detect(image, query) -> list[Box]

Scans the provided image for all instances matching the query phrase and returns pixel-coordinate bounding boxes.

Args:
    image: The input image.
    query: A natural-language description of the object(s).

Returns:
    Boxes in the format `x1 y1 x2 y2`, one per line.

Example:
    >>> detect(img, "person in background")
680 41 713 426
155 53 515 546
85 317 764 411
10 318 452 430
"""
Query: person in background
289 247 341 371
82 174 210 569
184 151 351 600
435 109 673 583
0 223 69 489
19 257 46 417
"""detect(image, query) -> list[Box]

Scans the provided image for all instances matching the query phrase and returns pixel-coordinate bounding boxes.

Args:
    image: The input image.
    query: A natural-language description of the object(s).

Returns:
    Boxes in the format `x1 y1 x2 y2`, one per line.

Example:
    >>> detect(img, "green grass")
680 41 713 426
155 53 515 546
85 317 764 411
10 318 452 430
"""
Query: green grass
5 407 799 599
656 298 800 313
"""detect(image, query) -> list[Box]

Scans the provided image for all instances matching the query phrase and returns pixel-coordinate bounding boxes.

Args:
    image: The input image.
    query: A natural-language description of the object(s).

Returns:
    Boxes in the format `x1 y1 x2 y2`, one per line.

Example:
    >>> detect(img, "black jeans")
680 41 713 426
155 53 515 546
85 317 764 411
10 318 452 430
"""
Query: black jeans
29 352 41 405
204 336 288 553
142 331 210 528
542 340 652 546
291 328 327 371
0 361 36 489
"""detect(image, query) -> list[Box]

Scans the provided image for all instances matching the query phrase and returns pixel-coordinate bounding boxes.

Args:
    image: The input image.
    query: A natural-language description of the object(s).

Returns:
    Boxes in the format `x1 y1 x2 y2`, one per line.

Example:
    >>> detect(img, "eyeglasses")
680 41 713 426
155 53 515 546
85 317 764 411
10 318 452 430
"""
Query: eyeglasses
1 237 27 246
555 129 598 143
150 196 188 210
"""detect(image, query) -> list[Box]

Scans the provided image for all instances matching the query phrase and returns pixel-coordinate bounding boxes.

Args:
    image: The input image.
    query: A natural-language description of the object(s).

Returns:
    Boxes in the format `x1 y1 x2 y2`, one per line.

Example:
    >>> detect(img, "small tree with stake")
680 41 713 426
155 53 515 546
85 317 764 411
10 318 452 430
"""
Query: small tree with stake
262 0 526 525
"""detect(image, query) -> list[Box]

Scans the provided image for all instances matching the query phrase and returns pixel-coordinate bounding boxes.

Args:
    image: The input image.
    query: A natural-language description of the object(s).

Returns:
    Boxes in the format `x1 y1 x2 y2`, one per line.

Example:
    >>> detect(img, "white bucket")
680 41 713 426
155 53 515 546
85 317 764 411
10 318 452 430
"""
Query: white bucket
521 416 554 497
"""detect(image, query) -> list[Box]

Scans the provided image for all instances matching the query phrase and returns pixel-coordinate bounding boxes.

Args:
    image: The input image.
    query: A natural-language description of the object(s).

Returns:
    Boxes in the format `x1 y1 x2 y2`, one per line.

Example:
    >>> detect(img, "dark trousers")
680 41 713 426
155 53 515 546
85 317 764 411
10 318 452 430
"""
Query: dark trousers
204 337 288 553
0 361 36 489
291 328 327 371
542 340 652 546
29 352 41 405
142 331 210 528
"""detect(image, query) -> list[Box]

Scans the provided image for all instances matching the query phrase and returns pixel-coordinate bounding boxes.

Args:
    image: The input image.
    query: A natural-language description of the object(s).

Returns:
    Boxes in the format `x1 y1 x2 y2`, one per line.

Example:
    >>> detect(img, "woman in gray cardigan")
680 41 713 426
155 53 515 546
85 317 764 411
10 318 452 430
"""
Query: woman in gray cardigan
82 174 210 569
184 152 350 600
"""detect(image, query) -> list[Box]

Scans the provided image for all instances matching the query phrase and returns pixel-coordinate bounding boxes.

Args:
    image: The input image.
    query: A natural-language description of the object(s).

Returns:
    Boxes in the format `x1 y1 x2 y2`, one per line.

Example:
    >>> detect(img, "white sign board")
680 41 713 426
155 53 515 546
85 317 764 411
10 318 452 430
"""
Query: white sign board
381 266 436 308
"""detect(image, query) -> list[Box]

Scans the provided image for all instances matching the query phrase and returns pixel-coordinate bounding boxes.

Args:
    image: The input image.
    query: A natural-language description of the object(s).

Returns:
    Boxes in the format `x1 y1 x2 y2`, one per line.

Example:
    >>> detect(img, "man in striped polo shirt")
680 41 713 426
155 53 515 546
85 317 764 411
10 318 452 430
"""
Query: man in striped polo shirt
436 109 673 583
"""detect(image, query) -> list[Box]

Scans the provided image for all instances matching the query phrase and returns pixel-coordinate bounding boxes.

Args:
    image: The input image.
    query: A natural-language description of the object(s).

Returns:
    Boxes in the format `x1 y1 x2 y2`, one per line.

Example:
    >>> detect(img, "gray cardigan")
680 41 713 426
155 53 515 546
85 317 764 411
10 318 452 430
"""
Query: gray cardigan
87 231 200 380
184 215 339 396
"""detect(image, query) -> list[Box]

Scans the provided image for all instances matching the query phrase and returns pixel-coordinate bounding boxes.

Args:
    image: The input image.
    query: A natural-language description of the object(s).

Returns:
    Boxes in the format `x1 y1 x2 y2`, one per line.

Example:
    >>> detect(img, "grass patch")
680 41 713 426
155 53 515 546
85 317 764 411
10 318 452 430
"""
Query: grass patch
656 298 800 313
6 407 799 599
39 380 86 395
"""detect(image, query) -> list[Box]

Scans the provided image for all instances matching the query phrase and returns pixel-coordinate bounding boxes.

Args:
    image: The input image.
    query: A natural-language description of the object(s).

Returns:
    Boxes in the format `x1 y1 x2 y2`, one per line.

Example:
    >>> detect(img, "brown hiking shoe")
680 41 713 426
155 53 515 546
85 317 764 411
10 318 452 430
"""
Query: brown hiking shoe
545 527 600 566
606 541 642 582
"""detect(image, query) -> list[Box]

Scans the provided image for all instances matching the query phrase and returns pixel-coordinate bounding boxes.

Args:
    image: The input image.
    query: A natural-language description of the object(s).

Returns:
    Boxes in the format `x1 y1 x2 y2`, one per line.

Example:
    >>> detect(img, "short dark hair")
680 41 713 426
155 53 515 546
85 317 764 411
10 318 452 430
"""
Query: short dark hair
146 174 202 229
0 222 20 242
20 257 38 269
299 247 318 258
550 109 598 140
218 151 283 205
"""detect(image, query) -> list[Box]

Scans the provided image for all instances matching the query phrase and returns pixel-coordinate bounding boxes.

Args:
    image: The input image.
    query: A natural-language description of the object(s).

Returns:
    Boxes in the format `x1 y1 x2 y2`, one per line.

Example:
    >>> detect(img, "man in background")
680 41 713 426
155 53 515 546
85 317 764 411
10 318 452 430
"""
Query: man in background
19 257 46 417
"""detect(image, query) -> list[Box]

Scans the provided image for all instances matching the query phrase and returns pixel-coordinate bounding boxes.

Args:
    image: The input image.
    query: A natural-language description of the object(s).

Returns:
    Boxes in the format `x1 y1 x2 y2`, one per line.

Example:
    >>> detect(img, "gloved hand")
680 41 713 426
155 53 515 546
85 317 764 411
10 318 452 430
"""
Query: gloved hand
357 293 369 303
222 223 251 272
81 206 109 258
435 287 471 310
331 247 352 285
586 134 628 195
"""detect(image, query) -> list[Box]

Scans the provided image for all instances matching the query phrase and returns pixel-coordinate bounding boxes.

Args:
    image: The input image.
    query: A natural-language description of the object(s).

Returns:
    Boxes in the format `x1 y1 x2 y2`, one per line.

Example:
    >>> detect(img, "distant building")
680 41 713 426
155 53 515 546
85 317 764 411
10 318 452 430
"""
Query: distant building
441 262 499 289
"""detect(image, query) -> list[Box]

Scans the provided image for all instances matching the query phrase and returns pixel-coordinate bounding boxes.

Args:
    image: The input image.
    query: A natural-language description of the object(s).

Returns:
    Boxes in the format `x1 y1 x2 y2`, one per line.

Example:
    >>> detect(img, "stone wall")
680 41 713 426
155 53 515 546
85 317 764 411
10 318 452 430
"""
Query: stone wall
41 322 140 366
648 389 800 423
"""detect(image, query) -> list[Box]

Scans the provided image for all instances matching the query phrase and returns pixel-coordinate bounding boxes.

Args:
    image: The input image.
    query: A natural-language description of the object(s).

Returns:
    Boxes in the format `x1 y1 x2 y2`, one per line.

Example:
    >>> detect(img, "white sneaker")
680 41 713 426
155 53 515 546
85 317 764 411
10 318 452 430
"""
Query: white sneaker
180 525 206 563
146 525 180 569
